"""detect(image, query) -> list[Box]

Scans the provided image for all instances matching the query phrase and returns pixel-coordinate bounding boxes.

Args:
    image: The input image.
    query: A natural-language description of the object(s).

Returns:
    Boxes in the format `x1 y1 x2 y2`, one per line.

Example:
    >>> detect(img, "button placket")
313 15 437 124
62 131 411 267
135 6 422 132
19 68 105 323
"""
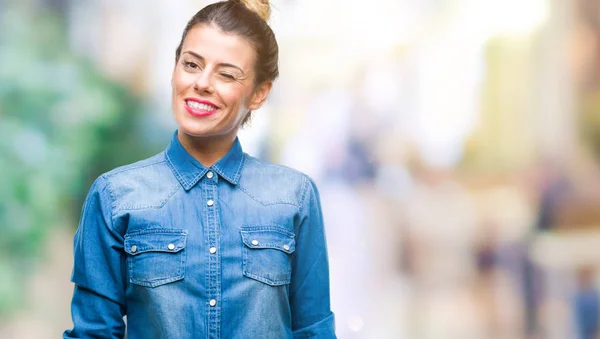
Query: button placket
202 169 221 338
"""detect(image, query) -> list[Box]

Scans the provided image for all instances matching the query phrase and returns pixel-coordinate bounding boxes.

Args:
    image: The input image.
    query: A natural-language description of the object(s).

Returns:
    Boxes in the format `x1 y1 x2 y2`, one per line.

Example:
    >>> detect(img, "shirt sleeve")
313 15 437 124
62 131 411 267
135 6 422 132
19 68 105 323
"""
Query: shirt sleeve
290 176 337 338
63 175 127 339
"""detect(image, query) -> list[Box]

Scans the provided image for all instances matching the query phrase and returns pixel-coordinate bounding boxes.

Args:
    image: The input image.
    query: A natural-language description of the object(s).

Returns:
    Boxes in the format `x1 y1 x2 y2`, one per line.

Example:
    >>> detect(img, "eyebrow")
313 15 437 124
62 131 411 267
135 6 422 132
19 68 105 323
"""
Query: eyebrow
183 51 245 73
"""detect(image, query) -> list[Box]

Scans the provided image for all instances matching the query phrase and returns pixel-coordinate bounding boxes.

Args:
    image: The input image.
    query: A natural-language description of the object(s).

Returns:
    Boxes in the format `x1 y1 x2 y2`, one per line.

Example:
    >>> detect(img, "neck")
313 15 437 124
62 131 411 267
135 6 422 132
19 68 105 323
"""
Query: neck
177 130 236 167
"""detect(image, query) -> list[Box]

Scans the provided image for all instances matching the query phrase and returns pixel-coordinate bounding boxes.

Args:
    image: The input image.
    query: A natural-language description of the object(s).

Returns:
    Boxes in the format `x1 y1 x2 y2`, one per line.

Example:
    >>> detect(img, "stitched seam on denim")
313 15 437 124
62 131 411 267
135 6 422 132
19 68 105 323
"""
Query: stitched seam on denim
236 183 300 207
186 169 206 189
203 180 210 328
232 152 246 183
213 181 222 339
202 178 220 337
240 225 295 236
242 249 248 279
105 156 166 178
101 174 122 235
237 156 305 206
245 156 305 175
124 234 186 248
179 244 186 282
124 237 186 253
115 183 180 213
127 242 186 286
241 227 293 286
242 243 295 253
125 228 188 237
211 150 245 185
131 275 184 287
292 313 335 335
243 271 290 286
127 248 184 255
298 175 311 212
165 150 190 189
133 269 183 282
213 165 230 185
128 256 134 285
242 241 295 253
125 230 187 286
213 164 232 184
295 175 312 225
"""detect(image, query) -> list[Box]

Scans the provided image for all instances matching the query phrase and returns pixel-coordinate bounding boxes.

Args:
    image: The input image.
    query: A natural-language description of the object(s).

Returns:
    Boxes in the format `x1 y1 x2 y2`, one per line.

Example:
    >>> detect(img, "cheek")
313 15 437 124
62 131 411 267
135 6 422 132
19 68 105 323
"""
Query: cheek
218 85 251 109
173 70 194 94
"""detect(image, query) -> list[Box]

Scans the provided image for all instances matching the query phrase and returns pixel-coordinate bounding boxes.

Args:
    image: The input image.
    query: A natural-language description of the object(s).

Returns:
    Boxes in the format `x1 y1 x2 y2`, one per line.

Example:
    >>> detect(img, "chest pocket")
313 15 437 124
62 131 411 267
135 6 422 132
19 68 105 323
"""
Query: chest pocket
240 227 296 286
124 229 187 288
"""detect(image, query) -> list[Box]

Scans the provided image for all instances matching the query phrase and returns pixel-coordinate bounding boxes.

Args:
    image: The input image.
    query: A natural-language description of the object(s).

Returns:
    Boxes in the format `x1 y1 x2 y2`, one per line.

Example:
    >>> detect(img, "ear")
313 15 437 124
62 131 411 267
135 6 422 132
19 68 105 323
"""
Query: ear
248 81 273 111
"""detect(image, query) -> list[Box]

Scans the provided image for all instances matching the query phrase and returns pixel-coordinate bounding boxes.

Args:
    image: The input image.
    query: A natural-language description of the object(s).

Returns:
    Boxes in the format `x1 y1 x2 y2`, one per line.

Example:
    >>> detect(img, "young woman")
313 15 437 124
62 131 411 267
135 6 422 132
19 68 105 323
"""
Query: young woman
63 1 336 338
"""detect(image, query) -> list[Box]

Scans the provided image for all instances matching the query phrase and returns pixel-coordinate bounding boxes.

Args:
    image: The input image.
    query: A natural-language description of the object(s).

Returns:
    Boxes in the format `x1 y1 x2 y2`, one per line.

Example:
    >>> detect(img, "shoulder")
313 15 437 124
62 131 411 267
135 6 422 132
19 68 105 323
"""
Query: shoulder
94 152 180 212
103 152 167 179
238 154 316 207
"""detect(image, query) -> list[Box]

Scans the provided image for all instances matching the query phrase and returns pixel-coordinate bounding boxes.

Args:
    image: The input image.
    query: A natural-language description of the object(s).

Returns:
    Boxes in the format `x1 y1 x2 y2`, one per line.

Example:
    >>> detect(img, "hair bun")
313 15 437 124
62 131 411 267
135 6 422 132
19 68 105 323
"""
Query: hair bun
238 0 271 22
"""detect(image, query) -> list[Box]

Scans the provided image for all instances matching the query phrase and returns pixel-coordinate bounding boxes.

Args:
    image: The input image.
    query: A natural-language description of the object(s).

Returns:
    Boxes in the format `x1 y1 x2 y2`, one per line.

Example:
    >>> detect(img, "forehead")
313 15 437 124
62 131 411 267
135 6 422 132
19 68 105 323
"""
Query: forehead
182 24 256 70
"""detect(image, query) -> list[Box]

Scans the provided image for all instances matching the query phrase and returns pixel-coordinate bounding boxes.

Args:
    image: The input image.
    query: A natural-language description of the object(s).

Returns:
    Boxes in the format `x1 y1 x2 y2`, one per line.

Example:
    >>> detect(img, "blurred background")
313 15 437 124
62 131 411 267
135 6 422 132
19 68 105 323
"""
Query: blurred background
2 0 600 338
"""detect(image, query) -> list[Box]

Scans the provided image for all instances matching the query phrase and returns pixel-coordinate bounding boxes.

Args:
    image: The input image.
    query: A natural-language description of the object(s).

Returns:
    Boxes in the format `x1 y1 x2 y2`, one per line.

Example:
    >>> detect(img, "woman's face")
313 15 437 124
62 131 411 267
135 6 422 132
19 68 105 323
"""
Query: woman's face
172 24 271 141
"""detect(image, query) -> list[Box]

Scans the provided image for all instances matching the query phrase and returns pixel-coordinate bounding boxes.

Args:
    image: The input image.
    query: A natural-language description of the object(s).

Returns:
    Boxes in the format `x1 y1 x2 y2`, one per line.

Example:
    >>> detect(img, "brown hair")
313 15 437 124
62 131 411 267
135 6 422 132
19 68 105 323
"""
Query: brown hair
174 0 279 86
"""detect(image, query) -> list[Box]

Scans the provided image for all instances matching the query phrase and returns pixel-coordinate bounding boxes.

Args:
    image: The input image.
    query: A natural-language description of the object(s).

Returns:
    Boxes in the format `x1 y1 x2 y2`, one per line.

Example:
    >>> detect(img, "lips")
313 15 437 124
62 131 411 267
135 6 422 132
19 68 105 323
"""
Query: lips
184 98 219 117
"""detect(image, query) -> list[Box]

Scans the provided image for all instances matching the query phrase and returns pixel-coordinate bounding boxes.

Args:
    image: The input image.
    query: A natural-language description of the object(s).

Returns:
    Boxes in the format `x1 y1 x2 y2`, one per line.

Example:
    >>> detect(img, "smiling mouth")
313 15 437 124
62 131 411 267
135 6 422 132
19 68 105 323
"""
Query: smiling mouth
186 100 218 111
184 99 220 117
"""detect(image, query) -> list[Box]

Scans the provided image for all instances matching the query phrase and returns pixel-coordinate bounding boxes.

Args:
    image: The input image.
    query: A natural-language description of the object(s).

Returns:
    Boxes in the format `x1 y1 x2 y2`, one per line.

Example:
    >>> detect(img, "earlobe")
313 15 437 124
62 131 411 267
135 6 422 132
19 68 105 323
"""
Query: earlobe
248 81 273 110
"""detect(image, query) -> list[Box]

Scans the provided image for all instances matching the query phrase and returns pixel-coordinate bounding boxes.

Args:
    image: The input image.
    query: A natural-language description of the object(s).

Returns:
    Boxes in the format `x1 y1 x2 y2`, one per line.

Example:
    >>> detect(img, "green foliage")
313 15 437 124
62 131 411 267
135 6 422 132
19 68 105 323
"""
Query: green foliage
0 5 150 317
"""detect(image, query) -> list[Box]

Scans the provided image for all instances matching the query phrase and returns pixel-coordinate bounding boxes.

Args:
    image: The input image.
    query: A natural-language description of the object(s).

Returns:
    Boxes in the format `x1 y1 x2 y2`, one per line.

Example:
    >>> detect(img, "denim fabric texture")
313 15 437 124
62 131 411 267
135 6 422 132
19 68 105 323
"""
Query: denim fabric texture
64 131 336 339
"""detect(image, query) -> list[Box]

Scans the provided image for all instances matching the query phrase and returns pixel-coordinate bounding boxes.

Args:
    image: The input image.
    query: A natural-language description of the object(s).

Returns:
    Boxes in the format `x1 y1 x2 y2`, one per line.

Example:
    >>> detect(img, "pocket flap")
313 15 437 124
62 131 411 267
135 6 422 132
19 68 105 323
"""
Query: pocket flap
241 227 295 254
124 229 187 256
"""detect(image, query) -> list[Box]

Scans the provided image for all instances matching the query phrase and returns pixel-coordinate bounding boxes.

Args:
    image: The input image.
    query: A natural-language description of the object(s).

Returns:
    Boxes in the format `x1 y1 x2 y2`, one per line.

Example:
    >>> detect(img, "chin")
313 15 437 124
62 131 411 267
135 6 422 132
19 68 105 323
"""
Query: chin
173 112 210 136
178 124 214 138
177 120 234 140
173 109 239 140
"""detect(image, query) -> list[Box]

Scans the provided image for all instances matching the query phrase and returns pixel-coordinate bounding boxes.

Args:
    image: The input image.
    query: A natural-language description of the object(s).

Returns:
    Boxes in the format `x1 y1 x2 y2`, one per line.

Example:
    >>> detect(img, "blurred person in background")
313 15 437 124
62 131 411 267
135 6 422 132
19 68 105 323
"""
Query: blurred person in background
523 159 570 338
573 266 599 339
63 1 335 338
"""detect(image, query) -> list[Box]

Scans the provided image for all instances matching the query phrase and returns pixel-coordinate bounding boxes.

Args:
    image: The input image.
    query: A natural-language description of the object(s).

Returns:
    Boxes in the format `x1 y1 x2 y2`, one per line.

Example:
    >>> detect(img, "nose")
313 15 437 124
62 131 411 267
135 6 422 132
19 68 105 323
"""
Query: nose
193 71 214 94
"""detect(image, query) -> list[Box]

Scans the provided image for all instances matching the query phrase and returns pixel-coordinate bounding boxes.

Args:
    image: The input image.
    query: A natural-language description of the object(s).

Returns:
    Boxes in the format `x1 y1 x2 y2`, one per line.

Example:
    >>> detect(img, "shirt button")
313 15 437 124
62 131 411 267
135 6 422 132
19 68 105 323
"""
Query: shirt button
209 247 217 254
209 299 217 307
207 200 214 206
283 245 290 251
168 243 175 250
207 171 214 179
251 240 259 246
131 245 137 253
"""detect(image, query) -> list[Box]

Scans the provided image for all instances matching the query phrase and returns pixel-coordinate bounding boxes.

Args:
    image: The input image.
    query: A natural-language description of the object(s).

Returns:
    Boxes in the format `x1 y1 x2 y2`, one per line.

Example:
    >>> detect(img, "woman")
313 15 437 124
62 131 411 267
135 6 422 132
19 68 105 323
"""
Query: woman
63 1 336 338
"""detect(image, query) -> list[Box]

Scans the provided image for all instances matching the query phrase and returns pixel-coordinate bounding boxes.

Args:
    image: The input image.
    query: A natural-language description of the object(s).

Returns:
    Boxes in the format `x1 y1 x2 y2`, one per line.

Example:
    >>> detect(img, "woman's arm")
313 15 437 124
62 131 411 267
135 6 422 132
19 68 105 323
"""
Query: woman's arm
289 176 337 338
63 176 127 339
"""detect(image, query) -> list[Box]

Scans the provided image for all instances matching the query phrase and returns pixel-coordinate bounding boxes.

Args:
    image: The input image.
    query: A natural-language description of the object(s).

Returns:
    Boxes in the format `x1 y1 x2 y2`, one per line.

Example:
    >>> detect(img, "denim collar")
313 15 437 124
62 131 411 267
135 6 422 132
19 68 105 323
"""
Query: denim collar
165 131 245 190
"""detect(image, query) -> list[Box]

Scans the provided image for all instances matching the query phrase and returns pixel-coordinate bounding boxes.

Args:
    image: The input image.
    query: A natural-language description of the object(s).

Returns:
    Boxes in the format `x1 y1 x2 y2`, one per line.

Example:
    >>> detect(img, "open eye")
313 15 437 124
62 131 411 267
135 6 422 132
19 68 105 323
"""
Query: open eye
183 61 201 70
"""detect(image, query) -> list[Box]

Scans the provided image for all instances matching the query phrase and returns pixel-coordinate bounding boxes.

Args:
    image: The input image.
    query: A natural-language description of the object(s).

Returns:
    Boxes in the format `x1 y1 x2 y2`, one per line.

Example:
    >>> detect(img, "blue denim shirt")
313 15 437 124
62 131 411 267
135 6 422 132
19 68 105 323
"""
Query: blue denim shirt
64 132 336 339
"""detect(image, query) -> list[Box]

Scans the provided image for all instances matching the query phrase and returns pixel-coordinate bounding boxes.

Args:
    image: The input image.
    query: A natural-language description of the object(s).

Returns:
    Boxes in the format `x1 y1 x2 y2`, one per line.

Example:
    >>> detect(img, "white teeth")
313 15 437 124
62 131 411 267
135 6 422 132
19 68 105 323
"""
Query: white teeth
186 100 217 111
